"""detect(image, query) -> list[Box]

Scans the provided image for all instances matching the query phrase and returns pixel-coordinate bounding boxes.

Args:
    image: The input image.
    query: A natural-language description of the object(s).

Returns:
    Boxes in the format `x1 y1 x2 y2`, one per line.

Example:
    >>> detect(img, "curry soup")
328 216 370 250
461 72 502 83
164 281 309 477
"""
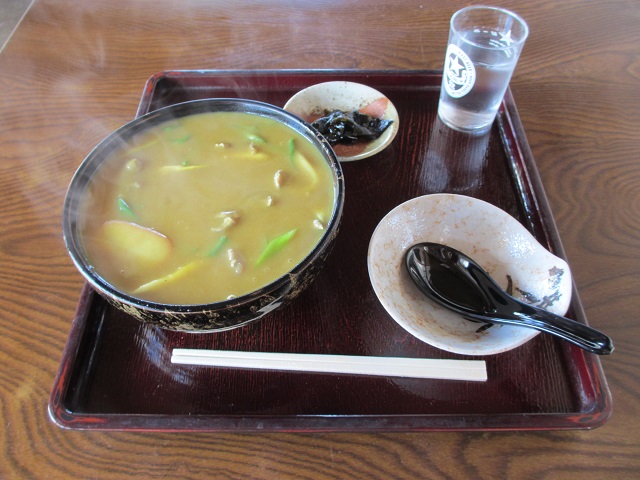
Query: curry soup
79 111 336 304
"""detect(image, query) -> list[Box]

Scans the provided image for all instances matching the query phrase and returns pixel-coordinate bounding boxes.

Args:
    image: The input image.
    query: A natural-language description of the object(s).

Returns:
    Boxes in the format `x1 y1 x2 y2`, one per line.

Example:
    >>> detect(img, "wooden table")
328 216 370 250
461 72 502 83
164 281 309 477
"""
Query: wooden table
1 0 637 477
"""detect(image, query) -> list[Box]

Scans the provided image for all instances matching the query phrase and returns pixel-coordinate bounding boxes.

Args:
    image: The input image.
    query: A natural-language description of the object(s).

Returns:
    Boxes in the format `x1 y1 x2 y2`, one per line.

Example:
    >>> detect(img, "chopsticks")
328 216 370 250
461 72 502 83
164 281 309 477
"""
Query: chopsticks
171 349 487 382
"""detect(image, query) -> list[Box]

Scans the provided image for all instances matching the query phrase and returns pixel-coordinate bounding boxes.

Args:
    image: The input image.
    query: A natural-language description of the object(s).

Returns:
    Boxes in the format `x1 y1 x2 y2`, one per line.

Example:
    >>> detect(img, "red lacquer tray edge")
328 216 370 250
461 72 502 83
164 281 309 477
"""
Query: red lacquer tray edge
48 69 612 432
497 90 613 428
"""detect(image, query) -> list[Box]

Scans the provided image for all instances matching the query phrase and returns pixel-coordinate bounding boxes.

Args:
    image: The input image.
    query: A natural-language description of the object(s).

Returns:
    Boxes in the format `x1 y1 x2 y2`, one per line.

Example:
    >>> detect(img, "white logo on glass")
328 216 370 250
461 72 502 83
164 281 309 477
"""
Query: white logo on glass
444 44 475 98
499 30 513 46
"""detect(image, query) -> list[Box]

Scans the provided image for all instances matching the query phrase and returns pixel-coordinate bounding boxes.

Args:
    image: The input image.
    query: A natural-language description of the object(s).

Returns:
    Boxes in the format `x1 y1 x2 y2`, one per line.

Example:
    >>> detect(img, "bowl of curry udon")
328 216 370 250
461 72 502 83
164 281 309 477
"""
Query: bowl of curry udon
63 99 344 332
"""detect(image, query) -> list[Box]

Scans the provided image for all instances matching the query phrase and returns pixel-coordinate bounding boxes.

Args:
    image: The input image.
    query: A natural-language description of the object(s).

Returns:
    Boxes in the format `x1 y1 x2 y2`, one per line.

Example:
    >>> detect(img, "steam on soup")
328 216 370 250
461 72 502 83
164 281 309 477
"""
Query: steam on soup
79 111 336 305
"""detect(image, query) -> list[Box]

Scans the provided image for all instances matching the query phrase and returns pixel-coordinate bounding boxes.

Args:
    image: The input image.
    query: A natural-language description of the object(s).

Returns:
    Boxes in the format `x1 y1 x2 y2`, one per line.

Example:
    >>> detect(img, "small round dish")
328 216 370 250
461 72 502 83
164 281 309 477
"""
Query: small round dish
284 81 399 162
367 194 573 356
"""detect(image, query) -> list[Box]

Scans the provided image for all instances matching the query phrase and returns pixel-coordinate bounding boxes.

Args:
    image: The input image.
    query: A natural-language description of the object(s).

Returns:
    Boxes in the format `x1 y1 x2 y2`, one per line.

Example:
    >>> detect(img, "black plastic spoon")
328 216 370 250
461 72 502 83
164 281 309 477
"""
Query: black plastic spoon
405 242 614 355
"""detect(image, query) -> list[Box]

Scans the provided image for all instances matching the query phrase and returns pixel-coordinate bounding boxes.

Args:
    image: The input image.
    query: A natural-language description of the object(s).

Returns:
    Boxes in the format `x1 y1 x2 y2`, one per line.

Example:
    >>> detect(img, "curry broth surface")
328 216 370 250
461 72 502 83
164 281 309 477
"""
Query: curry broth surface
80 112 335 304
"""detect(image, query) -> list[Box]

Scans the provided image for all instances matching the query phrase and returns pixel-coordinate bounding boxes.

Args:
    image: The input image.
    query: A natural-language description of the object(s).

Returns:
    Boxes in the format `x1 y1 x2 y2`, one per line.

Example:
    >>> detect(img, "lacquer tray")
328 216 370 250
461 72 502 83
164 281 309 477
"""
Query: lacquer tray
49 70 612 431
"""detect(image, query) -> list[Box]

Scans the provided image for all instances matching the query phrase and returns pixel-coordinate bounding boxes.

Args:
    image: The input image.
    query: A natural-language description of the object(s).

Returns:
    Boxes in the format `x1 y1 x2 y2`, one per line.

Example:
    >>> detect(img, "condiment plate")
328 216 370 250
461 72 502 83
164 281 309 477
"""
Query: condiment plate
284 81 399 161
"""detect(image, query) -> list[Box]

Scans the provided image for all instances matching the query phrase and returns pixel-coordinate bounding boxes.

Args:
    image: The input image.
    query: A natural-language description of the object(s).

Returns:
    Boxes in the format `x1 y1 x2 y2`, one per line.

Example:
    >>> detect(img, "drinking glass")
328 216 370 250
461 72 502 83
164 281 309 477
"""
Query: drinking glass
438 6 529 133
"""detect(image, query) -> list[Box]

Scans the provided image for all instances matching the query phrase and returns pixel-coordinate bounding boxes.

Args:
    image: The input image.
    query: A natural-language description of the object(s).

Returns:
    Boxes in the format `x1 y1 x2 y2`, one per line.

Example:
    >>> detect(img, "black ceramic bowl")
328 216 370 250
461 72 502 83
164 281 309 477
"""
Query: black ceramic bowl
63 98 344 332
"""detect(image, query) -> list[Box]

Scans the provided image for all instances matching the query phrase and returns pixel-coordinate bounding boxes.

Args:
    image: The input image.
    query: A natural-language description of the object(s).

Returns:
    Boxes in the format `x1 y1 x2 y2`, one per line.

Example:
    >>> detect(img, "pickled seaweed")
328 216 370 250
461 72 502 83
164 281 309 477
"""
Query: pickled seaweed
311 110 393 145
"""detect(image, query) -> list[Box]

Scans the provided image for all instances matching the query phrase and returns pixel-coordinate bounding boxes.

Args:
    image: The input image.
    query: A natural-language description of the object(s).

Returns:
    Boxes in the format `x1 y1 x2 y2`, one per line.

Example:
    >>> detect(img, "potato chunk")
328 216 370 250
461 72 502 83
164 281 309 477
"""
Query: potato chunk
100 220 172 267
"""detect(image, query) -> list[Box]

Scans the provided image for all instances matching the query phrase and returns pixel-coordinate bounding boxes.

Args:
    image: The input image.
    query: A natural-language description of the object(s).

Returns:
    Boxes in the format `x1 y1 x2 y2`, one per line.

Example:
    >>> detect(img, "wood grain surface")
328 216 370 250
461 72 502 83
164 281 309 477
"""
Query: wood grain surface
0 0 638 478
